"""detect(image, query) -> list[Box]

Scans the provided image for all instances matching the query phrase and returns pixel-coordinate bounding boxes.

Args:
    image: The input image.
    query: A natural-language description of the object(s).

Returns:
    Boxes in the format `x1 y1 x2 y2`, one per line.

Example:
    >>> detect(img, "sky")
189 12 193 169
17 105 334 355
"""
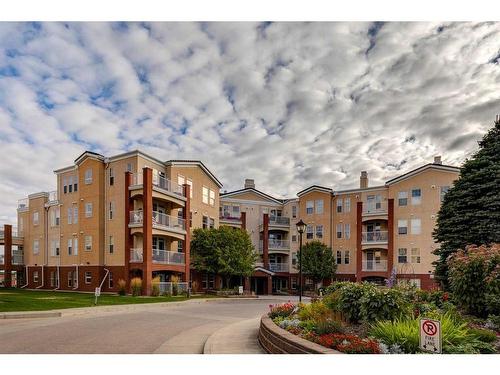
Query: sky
0 21 499 224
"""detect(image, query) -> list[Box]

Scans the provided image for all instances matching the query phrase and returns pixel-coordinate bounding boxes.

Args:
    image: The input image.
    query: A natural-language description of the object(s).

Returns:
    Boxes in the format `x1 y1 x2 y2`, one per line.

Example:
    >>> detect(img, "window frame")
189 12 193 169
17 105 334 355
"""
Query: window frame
306 200 314 215
84 235 92 252
315 225 323 239
306 225 314 240
84 272 92 284
85 202 93 218
398 248 408 263
398 219 408 235
315 199 324 214
411 188 422 205
85 169 93 184
410 218 421 235
398 191 408 206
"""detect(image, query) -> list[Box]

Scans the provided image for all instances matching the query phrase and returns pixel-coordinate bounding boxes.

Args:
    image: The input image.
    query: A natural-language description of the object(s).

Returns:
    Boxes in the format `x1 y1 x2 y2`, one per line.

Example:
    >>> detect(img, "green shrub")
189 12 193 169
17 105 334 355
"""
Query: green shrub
117 279 127 296
130 277 142 296
313 319 345 335
486 315 500 331
469 328 497 343
298 301 332 321
326 282 366 323
359 287 412 322
369 318 420 353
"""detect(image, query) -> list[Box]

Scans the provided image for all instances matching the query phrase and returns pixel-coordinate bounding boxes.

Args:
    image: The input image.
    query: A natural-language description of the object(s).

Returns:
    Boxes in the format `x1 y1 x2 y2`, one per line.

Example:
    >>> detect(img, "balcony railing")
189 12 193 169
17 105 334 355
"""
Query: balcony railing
363 201 388 214
152 249 185 265
129 211 186 232
0 228 19 238
17 198 29 209
48 190 58 202
0 254 3 265
132 173 184 196
361 231 388 243
362 260 388 272
158 282 189 295
269 263 289 272
269 216 290 226
259 239 290 251
130 248 143 262
219 213 242 222
12 251 23 265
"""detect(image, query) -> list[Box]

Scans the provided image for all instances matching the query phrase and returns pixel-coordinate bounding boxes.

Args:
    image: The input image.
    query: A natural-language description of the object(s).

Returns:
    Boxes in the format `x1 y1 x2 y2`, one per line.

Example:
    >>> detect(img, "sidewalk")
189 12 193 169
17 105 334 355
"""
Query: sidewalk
203 317 265 354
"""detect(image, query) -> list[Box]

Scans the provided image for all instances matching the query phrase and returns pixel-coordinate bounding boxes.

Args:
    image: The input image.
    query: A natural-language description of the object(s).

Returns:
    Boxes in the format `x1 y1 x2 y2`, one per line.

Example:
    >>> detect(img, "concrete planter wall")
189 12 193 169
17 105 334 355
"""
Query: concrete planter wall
259 315 341 354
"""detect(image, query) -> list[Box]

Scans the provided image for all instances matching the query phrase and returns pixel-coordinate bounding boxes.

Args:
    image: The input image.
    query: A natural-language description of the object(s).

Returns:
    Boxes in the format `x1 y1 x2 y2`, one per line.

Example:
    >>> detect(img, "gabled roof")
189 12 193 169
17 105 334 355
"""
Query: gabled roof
74 151 105 166
165 159 223 188
386 163 460 185
221 187 285 205
296 185 333 197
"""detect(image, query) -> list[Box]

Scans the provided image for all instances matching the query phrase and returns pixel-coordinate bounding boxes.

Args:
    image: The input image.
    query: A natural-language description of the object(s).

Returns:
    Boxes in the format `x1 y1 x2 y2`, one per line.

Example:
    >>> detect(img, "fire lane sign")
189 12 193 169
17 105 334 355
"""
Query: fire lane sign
419 318 441 353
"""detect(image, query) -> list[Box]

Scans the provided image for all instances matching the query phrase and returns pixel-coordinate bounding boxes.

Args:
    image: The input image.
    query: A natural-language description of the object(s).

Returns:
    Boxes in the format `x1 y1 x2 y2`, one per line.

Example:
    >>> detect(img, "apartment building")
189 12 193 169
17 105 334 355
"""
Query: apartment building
0 150 222 294
220 157 459 293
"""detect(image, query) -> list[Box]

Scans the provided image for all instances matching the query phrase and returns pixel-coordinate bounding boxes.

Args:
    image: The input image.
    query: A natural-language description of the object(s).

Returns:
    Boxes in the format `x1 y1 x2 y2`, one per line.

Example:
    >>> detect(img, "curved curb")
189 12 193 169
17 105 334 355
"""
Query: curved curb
203 317 265 354
1 311 62 319
259 315 341 354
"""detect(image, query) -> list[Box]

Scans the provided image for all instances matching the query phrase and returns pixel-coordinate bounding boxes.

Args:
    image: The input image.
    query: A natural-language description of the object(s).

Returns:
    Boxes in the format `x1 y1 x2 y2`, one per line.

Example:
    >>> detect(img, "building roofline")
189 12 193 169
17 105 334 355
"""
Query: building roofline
221 187 284 204
107 149 166 166
296 185 333 197
74 151 105 166
165 160 223 188
334 185 387 195
385 163 460 185
53 165 77 174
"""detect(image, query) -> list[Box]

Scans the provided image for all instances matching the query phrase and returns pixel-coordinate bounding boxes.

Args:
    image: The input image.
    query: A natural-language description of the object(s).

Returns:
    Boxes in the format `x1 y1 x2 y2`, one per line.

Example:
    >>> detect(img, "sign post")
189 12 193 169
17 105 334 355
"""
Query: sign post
419 318 441 353
94 287 101 305
238 286 243 295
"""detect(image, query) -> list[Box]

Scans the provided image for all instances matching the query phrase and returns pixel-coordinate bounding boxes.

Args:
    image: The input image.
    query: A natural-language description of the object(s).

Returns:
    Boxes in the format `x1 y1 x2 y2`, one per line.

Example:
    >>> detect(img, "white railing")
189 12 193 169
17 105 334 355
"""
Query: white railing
0 228 19 238
17 198 29 209
259 239 290 251
130 248 143 262
361 231 388 243
132 172 184 196
152 211 186 231
48 190 58 202
220 213 242 222
12 251 23 265
157 282 189 295
269 263 289 272
130 210 143 225
363 201 388 214
152 249 185 265
269 216 290 226
362 260 388 271
255 262 264 267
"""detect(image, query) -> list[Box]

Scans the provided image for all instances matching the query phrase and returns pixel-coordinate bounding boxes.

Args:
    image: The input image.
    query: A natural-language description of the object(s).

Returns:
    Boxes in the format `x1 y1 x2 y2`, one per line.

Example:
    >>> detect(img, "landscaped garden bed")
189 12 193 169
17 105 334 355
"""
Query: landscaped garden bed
267 281 500 354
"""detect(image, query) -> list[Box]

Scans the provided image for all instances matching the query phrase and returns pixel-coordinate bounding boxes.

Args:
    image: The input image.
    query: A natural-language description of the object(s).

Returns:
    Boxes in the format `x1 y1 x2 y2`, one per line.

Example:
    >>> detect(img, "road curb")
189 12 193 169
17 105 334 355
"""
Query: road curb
1 311 62 319
203 317 265 354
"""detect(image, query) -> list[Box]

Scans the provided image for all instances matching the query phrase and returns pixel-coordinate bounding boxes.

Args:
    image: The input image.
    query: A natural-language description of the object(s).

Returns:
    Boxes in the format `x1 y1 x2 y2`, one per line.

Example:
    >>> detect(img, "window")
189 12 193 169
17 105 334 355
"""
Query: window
51 240 60 256
398 191 408 206
73 238 78 255
306 200 314 215
68 176 73 193
33 240 40 255
209 189 215 206
108 272 114 288
411 188 421 205
73 206 78 223
85 236 92 251
440 186 450 203
85 272 92 284
292 253 298 266
55 208 60 226
177 240 183 252
398 248 408 263
306 225 313 239
336 223 342 239
63 176 67 194
202 216 208 229
411 218 421 235
345 198 351 213
202 187 209 204
67 207 73 224
187 178 193 198
292 234 297 242
126 163 133 172
68 271 74 287
398 219 408 235
315 200 324 214
108 201 114 220
67 239 73 255
209 217 215 229
109 236 114 254
292 205 297 218
109 168 114 186
336 251 342 264
33 271 39 283
291 277 297 290
410 279 421 289
411 248 421 263
33 211 39 225
344 250 350 264
74 176 78 192
345 223 351 239
315 225 323 239
85 169 93 184
85 202 93 218
336 198 343 213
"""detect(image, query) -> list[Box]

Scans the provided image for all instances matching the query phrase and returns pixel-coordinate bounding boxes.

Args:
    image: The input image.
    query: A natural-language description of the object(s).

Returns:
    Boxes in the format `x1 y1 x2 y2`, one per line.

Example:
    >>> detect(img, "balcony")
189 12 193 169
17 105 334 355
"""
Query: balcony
259 239 290 252
47 190 58 203
132 173 185 196
361 231 388 244
362 201 388 217
362 260 388 272
130 248 143 263
153 249 185 265
0 227 20 239
0 254 3 265
269 263 289 272
219 213 242 223
17 198 29 210
269 216 290 226
129 211 186 233
12 250 23 265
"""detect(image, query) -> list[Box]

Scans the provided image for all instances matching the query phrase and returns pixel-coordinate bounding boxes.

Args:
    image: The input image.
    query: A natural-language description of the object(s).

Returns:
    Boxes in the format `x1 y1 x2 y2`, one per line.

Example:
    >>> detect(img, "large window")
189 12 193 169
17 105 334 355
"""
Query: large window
411 218 421 234
202 187 209 204
109 236 114 254
68 176 73 193
85 272 92 284
336 198 343 213
398 191 408 206
398 248 408 263
33 211 39 226
67 207 73 224
411 248 421 263
411 188 421 205
109 201 115 220
306 200 314 215
344 198 351 213
33 240 39 255
85 236 92 252
85 202 93 218
292 205 297 218
67 239 73 255
315 200 324 214
336 251 342 264
440 186 450 203
398 219 408 235
33 271 39 283
73 206 78 223
202 216 208 229
336 223 342 239
209 189 215 206
306 225 314 239
209 218 215 229
85 169 93 184
344 250 350 264
315 225 323 239
344 223 351 239
73 238 78 255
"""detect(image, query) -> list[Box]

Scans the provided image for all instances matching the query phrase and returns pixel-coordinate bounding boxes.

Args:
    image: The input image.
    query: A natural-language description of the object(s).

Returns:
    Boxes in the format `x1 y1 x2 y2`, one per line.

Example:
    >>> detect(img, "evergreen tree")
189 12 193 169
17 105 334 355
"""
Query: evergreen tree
433 117 500 288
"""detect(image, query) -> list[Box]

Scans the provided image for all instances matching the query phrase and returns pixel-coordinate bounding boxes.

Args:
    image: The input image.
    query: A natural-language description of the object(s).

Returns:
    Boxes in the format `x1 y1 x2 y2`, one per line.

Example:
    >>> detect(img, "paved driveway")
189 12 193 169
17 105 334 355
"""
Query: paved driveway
0 296 301 354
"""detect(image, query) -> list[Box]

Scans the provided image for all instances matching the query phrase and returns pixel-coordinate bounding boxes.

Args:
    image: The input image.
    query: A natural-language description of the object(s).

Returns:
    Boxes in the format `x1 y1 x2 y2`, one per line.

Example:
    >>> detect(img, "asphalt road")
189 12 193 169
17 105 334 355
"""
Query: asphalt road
0 296 298 354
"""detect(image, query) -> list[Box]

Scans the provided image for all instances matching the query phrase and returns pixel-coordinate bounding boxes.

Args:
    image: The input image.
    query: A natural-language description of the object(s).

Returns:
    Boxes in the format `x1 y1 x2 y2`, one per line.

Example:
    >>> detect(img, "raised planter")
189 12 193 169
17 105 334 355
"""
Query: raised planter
259 315 341 354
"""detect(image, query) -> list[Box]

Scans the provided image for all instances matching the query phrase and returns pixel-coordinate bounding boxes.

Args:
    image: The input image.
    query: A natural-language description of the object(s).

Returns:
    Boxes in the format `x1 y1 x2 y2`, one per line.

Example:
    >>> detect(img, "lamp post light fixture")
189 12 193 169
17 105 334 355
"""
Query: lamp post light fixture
295 219 306 303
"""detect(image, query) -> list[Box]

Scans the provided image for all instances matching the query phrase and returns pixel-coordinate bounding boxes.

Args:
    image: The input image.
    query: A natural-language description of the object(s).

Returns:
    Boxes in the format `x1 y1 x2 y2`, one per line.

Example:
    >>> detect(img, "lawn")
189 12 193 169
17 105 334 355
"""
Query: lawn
0 289 211 312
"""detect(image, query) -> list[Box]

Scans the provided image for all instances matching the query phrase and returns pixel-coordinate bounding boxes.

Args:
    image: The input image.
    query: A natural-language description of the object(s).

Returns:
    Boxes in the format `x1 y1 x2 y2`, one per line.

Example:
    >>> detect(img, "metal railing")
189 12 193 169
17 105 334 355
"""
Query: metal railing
130 248 143 262
269 216 290 226
219 213 242 221
269 263 289 272
152 249 185 265
259 239 290 251
152 211 186 231
157 282 189 295
17 198 29 209
12 251 23 265
363 201 388 214
130 210 143 225
362 260 388 271
0 228 19 237
361 231 388 243
48 190 58 202
132 172 184 196
0 254 3 265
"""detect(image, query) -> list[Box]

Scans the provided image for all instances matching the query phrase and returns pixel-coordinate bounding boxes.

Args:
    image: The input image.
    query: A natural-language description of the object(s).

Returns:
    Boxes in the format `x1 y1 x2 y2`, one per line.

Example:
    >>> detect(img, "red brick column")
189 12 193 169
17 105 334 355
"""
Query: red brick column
142 167 153 295
241 212 246 231
387 199 395 277
3 224 12 288
124 172 132 285
263 213 269 269
356 202 363 282
183 184 191 284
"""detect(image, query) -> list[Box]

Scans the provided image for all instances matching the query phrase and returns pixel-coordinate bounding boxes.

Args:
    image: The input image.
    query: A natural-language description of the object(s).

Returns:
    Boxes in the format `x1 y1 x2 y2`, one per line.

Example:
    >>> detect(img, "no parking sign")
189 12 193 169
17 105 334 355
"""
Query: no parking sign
419 318 442 353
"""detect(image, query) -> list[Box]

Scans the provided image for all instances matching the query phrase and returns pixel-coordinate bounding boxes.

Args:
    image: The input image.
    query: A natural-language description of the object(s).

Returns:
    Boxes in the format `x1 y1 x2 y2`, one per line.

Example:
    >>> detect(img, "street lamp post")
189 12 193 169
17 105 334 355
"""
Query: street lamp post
295 219 306 303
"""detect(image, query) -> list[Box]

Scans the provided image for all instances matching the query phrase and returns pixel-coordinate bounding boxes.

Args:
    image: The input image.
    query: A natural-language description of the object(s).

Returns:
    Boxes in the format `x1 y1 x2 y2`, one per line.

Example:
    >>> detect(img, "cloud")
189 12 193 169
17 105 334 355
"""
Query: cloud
1 21 500 223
